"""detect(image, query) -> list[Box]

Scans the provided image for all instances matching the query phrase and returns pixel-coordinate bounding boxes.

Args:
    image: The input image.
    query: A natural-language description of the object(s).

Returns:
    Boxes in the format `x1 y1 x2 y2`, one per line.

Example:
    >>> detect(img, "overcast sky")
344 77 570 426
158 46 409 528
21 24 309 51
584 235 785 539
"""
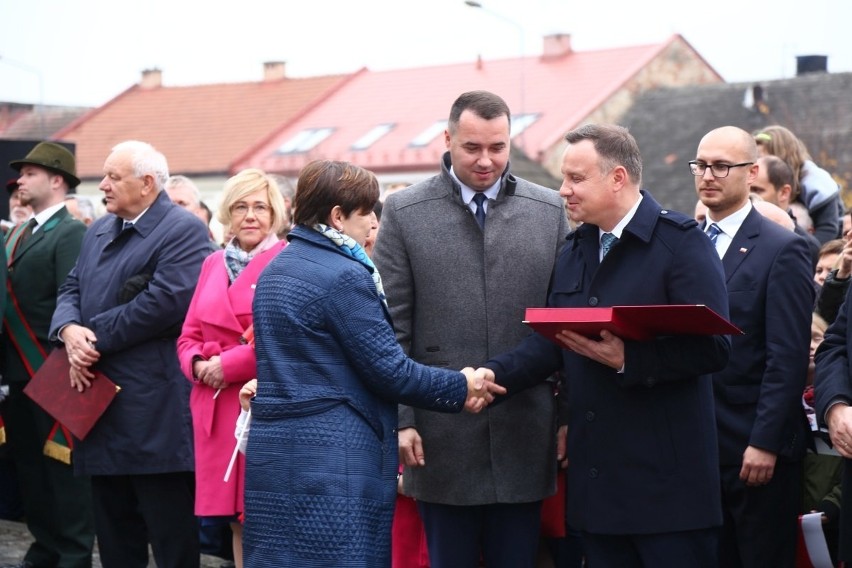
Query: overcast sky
1 0 850 108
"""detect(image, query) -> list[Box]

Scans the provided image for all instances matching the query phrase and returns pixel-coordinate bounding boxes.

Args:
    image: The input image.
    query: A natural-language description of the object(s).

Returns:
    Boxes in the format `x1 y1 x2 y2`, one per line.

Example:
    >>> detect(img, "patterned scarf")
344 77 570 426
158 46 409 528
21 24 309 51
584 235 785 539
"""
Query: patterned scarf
314 223 387 309
224 233 279 284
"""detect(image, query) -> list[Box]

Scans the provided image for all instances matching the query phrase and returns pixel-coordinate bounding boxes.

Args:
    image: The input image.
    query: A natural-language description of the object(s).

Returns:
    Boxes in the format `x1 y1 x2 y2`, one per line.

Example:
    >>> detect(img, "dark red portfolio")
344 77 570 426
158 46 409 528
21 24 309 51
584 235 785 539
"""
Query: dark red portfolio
524 304 742 343
23 347 120 440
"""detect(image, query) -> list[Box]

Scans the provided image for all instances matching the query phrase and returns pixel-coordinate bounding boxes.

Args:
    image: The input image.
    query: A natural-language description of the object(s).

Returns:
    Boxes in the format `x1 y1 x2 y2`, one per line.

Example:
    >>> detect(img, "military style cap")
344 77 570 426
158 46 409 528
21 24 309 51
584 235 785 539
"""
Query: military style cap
10 141 80 188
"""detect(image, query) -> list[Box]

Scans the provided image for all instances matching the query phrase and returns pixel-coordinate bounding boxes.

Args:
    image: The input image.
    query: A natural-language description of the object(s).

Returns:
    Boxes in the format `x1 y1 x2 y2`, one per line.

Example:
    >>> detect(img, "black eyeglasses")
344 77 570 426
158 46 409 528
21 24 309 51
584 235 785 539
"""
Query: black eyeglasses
688 161 753 178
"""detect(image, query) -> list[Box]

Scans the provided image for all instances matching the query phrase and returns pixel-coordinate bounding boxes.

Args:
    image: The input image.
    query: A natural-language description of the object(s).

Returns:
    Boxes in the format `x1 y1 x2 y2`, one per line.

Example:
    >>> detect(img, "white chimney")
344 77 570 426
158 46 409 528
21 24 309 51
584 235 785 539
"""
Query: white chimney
542 34 572 58
140 68 162 89
263 61 287 82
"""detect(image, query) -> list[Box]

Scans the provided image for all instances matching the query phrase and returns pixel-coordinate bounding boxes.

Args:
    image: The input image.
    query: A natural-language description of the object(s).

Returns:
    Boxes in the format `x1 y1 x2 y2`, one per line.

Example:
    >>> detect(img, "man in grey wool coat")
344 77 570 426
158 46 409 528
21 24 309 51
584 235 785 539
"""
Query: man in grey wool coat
372 90 568 568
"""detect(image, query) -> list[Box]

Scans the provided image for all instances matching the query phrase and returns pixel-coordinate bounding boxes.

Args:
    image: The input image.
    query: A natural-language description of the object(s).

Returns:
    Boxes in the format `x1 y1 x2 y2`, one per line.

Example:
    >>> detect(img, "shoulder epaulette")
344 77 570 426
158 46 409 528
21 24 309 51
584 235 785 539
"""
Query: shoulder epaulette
658 208 698 230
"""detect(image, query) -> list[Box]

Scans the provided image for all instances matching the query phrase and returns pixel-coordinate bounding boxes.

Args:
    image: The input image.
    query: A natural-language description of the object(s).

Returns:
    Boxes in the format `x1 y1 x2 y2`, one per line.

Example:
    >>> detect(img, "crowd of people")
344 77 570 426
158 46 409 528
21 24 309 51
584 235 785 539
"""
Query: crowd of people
0 88 849 568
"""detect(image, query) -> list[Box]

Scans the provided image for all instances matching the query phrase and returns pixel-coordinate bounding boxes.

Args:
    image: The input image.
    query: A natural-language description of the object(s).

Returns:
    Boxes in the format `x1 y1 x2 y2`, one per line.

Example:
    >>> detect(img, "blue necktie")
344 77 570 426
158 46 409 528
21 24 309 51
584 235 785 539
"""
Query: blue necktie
472 193 487 229
706 223 722 246
122 220 134 231
600 232 618 258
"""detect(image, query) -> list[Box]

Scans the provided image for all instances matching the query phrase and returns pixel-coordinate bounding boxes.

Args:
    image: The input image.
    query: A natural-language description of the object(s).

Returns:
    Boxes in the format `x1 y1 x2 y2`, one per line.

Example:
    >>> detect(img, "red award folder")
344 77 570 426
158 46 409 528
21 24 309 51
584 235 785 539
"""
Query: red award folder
524 305 742 343
23 347 120 440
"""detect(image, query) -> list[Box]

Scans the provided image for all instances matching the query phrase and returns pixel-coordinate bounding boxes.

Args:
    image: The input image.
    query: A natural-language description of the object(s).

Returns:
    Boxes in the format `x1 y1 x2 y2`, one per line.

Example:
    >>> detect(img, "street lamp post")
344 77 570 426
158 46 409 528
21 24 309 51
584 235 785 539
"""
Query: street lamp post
464 0 526 150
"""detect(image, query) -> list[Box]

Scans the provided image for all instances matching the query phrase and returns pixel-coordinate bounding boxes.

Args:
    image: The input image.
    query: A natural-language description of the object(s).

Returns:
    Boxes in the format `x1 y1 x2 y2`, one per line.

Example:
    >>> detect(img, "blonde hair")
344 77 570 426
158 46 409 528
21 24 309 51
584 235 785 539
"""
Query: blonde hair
753 126 810 199
812 312 828 335
217 168 287 235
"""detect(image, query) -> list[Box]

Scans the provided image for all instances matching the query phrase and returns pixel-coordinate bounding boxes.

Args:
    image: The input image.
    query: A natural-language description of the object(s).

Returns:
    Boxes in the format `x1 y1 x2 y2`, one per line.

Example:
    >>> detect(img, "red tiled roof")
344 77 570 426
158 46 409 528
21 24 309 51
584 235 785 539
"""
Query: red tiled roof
55 74 351 179
238 36 710 175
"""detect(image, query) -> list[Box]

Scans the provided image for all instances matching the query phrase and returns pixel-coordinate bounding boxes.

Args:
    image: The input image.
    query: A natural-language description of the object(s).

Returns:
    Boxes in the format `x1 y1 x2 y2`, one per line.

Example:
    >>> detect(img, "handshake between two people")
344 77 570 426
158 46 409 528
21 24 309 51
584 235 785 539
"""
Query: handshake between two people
234 371 503 415
461 367 503 413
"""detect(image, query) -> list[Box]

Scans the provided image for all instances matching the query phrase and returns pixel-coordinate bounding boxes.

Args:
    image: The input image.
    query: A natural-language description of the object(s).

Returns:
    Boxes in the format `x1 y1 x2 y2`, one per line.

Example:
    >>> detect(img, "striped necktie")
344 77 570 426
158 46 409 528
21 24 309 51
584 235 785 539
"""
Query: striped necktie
600 232 618 258
706 223 722 246
19 218 38 245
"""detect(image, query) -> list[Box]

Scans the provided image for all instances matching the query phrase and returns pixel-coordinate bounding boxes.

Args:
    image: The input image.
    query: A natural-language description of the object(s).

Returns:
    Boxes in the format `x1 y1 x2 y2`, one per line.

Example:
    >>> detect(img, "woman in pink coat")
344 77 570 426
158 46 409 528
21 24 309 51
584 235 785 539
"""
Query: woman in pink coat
177 168 287 567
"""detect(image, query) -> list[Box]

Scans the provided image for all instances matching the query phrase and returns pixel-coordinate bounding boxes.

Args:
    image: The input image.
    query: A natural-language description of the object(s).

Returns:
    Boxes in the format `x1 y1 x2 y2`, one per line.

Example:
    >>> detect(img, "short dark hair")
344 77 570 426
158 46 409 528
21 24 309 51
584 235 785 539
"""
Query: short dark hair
198 201 212 225
293 160 379 227
448 91 511 134
760 155 796 198
564 124 642 185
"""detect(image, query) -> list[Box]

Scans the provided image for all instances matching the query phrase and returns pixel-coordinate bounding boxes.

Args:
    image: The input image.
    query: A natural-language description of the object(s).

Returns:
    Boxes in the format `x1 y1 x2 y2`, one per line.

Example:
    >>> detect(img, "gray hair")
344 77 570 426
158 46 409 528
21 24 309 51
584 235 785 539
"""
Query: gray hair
65 194 97 221
164 175 202 205
269 174 296 201
111 140 169 190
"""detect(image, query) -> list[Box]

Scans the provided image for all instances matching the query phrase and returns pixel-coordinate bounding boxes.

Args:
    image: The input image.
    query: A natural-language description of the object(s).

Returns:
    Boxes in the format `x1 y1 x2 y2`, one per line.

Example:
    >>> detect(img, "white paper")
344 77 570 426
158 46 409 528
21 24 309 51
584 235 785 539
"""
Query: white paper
800 512 833 568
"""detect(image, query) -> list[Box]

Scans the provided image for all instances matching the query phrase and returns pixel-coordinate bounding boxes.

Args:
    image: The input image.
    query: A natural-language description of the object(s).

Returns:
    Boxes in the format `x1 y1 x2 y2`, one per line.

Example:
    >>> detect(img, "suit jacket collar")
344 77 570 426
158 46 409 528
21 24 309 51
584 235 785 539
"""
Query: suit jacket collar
95 191 174 239
569 190 662 272
11 206 72 264
719 206 761 280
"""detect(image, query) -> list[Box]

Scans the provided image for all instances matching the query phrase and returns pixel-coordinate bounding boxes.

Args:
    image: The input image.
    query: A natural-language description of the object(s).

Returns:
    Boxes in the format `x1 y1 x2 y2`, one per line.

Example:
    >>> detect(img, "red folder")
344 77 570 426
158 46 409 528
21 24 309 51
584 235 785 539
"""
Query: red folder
525 305 742 343
23 347 120 440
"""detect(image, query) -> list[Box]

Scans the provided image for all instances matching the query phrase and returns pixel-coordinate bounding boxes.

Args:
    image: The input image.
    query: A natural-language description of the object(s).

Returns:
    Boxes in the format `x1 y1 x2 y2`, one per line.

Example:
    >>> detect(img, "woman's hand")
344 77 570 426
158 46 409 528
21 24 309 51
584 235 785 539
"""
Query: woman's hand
462 367 506 413
196 355 225 389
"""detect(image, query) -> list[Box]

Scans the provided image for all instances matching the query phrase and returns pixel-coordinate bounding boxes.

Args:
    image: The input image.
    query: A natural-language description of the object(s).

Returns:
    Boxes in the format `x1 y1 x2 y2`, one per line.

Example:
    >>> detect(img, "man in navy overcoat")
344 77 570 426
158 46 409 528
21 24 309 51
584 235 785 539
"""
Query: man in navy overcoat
485 124 731 567
50 141 210 568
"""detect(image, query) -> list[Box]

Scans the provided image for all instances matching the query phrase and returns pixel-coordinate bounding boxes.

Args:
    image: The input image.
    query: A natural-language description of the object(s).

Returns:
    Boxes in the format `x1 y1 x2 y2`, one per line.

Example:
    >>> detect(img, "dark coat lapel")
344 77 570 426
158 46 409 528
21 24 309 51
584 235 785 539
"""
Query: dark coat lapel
10 207 70 266
721 207 761 282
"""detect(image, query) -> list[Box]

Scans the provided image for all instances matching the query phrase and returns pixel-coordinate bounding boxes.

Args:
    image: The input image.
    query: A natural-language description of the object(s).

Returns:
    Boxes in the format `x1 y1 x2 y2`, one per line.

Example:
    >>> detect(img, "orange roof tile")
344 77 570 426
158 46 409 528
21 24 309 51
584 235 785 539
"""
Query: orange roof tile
55 74 351 179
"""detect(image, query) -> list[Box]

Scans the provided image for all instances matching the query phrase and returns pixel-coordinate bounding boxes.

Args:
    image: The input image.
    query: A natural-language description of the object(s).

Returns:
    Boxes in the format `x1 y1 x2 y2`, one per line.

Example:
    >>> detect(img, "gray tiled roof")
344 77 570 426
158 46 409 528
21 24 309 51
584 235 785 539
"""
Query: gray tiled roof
622 72 852 216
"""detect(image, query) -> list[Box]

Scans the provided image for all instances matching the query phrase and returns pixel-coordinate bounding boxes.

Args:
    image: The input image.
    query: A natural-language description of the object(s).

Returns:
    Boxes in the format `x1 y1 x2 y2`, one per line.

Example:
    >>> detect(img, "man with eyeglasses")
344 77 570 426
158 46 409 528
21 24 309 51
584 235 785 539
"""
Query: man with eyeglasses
694 126 813 568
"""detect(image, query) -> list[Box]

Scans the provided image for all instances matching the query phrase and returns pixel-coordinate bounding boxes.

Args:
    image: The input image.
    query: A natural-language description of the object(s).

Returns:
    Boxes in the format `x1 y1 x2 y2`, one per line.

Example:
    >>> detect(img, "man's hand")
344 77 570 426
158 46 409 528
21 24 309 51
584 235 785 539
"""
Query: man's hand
837 239 852 279
556 425 569 469
239 379 257 411
826 403 852 457
61 324 100 370
462 367 506 413
556 329 624 370
69 365 95 393
739 445 777 486
399 427 425 467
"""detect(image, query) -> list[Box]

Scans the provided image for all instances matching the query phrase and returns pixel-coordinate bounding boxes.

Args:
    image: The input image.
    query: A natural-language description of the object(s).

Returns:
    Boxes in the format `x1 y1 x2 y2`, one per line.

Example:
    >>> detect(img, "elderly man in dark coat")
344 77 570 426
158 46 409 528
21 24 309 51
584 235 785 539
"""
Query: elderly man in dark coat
50 140 210 568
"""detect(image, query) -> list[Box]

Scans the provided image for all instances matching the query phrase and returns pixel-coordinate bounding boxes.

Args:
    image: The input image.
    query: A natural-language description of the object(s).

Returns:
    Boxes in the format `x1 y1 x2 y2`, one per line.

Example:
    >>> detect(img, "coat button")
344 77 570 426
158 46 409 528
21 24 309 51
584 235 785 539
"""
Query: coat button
588 297 599 306
589 468 599 478
585 411 595 422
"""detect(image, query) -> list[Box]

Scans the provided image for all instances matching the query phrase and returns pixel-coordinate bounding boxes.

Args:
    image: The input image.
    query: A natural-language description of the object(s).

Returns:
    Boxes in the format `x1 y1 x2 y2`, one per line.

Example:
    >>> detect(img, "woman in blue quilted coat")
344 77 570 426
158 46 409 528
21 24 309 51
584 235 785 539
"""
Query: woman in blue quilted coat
243 160 503 567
